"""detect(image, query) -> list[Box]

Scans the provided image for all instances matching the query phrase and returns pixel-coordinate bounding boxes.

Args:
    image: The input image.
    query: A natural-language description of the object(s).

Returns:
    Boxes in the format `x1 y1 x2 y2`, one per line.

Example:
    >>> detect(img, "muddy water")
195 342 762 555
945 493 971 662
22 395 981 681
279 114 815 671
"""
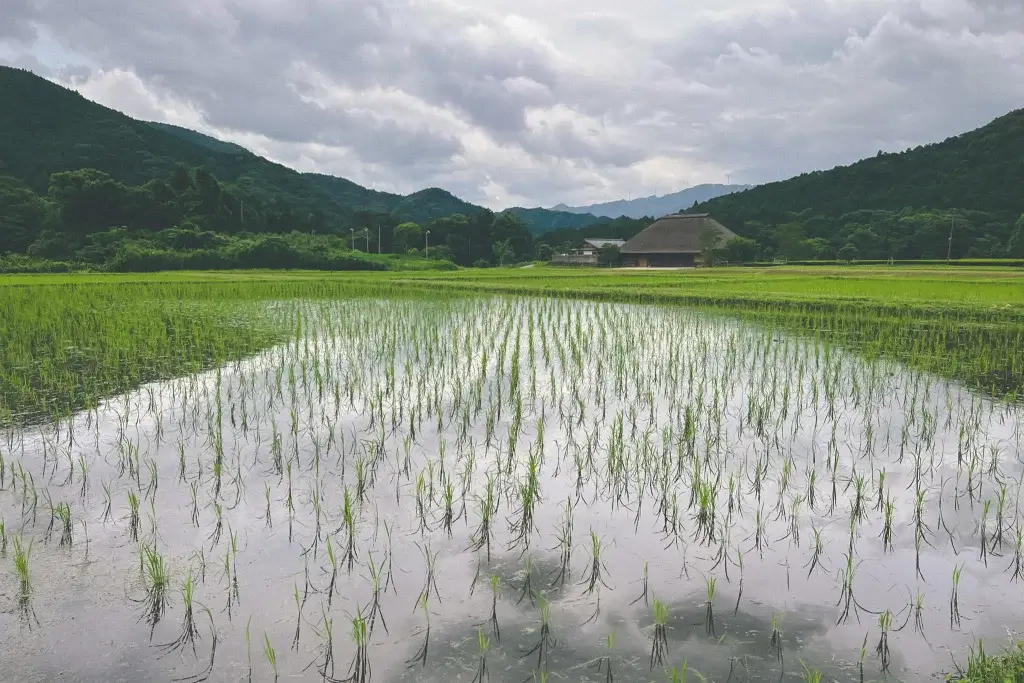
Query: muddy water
1 296 1022 683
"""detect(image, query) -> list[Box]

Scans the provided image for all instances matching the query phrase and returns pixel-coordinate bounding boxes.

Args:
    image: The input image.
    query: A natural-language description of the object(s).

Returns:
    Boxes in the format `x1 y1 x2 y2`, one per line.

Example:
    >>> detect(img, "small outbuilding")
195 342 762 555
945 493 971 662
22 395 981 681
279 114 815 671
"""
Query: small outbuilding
553 238 625 266
620 213 736 267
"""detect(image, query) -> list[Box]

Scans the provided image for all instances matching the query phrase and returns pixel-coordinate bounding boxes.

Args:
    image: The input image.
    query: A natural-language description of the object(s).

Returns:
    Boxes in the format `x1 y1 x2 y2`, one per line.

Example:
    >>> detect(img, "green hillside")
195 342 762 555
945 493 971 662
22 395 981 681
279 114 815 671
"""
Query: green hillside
0 66 597 233
696 110 1024 260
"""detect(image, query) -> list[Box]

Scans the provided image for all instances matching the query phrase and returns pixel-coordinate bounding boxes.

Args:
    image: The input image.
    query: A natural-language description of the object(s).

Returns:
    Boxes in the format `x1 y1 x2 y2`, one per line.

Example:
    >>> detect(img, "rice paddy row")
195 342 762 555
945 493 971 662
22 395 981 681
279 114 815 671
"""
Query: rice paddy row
1 269 1023 682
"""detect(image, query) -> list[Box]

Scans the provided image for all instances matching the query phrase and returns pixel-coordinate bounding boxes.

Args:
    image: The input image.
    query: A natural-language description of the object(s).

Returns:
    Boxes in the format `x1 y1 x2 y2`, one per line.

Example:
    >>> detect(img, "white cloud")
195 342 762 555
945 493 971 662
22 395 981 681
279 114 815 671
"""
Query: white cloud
1 0 1023 209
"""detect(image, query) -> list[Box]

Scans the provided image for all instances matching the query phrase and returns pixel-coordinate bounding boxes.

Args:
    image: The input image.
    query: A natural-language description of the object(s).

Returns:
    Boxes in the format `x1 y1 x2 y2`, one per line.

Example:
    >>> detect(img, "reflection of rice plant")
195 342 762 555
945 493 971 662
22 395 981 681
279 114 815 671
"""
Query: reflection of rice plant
979 501 991 566
469 474 497 561
13 536 36 625
364 552 389 635
770 613 784 664
127 491 141 542
704 577 717 636
486 573 501 642
630 562 649 606
414 543 442 610
406 594 431 668
55 501 73 547
516 555 538 606
650 598 669 670
912 593 926 637
880 494 895 553
161 573 200 656
836 554 862 625
522 597 556 675
1010 528 1024 582
549 498 574 588
951 563 964 629
341 609 371 683
874 610 892 672
139 544 170 639
581 530 611 595
592 628 616 683
471 627 490 683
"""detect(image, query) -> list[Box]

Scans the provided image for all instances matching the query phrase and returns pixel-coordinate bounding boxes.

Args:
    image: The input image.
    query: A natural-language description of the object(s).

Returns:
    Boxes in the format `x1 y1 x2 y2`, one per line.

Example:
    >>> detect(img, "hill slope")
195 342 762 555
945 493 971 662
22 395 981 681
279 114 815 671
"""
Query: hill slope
693 110 1024 259
551 184 751 219
0 66 585 231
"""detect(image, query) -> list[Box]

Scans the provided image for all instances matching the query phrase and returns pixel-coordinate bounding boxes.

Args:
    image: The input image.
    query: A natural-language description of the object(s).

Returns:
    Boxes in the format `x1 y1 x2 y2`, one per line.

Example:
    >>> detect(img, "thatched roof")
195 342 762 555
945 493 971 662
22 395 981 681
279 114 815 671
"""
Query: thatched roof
620 213 737 254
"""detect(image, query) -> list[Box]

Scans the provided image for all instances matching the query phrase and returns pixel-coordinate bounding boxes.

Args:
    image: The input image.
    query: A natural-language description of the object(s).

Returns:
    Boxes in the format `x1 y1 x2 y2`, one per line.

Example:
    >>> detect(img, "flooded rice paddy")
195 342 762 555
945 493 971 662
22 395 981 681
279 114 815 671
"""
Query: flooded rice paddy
2 295 1023 682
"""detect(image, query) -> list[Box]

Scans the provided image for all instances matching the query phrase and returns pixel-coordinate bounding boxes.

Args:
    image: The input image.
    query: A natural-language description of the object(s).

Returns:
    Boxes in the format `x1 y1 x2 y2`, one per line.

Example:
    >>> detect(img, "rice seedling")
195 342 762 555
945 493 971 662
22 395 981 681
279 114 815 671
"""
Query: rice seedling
55 501 73 547
650 598 670 670
549 497 574 588
126 490 141 543
161 572 201 656
471 627 490 683
951 563 964 629
3 273 1024 681
704 576 717 636
13 536 36 624
138 544 171 639
799 661 823 683
263 632 279 683
406 594 431 668
874 609 893 673
522 596 556 675
770 613 784 664
581 529 611 595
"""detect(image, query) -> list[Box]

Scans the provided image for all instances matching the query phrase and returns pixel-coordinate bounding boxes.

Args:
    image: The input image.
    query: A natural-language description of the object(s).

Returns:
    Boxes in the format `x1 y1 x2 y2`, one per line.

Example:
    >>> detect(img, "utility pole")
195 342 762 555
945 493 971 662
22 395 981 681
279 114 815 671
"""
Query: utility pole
947 216 954 262
350 228 355 250
377 224 381 254
425 230 431 259
364 229 369 252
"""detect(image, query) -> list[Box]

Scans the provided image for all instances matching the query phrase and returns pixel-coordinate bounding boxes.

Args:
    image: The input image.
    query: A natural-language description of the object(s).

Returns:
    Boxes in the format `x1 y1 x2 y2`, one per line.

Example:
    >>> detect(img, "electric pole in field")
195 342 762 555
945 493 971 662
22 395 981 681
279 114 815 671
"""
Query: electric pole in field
947 216 955 262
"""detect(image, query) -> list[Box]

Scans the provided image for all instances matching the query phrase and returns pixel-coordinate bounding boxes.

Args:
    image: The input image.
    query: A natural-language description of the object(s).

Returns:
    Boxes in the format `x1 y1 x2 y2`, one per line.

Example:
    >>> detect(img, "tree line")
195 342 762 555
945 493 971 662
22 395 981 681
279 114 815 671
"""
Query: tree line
0 166 544 270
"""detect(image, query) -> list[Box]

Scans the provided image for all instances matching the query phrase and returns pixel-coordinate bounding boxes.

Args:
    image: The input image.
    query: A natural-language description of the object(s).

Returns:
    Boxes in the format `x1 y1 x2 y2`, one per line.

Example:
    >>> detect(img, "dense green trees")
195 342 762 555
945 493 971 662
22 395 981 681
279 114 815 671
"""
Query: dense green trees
694 108 1024 260
0 163 538 270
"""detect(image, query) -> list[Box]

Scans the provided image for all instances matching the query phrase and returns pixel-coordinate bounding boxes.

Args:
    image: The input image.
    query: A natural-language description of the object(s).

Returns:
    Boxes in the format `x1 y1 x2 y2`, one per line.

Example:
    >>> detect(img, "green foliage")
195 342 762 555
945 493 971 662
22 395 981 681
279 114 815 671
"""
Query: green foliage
837 244 858 262
393 222 423 253
696 109 1024 258
597 244 622 267
721 237 759 263
492 239 515 266
948 641 1024 683
0 66 570 263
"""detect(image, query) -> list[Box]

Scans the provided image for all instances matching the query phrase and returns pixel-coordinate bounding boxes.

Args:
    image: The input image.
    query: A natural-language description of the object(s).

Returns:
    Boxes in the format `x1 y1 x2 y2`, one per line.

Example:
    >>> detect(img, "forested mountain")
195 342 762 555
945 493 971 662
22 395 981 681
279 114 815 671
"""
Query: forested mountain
0 65 596 237
695 110 1024 259
505 207 607 234
2 64 1022 269
0 65 627 269
551 184 751 219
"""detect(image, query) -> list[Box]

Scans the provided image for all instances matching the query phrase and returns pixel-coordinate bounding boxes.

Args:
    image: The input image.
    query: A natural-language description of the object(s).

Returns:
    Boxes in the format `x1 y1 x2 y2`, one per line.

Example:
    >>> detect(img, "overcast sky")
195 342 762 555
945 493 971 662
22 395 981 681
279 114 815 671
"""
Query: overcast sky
2 0 1023 209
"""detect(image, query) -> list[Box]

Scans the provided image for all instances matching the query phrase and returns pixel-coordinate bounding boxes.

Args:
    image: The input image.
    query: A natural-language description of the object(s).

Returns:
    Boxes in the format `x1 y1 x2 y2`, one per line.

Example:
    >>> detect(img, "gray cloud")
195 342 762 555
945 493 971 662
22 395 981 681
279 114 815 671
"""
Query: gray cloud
1 0 1023 207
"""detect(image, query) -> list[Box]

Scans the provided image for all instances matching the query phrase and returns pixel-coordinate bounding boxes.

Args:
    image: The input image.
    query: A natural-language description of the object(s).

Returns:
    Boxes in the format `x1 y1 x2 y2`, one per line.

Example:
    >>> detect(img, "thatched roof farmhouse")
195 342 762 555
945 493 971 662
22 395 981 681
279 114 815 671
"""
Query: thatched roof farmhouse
620 213 736 267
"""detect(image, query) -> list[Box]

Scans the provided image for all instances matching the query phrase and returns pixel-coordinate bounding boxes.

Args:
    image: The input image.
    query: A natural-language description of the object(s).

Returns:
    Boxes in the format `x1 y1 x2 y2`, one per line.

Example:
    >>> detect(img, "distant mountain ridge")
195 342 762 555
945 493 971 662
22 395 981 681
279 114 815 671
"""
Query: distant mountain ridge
549 184 752 219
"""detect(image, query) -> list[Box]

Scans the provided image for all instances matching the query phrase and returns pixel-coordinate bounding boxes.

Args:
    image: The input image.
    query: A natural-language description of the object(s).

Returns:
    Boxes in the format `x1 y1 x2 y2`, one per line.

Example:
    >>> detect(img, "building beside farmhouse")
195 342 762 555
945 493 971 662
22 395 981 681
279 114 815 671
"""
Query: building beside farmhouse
620 213 736 267
552 238 625 266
